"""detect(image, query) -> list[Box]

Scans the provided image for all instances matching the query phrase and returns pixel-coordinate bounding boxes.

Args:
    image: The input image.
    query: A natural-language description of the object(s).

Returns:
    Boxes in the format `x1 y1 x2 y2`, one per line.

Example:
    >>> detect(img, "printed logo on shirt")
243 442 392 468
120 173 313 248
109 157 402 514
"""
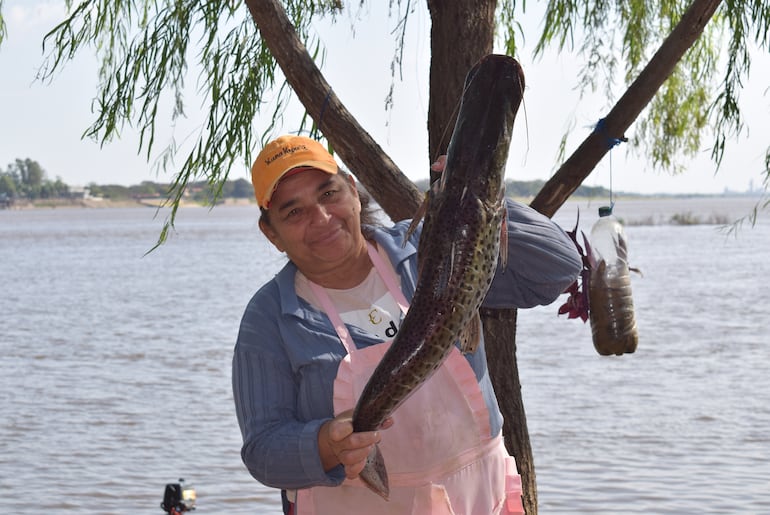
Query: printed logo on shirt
366 309 400 338
368 308 383 325
385 320 398 338
339 294 401 340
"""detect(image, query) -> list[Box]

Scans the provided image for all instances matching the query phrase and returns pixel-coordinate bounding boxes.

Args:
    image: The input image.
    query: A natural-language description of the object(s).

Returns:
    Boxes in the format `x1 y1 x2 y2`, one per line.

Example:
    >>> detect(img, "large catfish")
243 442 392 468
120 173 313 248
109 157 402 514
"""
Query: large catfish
351 54 525 499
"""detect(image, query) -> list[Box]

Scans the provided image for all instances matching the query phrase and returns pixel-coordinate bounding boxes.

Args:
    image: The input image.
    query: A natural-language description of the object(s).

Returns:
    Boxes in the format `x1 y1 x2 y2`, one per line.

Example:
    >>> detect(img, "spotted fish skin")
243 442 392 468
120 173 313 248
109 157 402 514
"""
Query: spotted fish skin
351 54 525 500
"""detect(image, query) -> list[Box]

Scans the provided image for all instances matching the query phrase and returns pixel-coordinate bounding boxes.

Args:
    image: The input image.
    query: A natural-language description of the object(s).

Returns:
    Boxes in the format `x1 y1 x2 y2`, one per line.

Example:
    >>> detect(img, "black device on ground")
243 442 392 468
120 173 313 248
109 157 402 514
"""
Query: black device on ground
161 478 196 514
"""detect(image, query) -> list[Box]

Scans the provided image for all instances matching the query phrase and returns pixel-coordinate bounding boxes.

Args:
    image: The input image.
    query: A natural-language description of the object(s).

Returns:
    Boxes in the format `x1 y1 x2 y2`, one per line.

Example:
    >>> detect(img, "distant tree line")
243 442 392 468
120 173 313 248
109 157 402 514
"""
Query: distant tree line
411 178 615 199
87 177 255 203
1 157 617 206
0 159 69 200
0 157 254 204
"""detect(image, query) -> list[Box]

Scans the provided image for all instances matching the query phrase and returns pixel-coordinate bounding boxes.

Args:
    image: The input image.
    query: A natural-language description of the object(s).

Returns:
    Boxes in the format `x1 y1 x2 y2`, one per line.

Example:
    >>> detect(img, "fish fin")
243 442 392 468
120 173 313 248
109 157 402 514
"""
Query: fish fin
497 187 508 271
359 444 390 500
459 311 482 354
499 218 508 271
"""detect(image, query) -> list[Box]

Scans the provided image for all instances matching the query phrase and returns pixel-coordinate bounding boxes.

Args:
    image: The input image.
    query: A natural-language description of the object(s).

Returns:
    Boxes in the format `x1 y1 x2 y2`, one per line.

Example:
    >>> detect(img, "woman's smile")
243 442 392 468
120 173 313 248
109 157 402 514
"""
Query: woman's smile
261 168 371 288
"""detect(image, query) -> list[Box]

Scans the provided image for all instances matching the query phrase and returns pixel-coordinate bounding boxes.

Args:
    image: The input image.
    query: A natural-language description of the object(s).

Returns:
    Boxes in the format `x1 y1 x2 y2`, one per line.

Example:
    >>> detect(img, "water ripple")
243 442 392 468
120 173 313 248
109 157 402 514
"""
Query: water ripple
2 202 768 514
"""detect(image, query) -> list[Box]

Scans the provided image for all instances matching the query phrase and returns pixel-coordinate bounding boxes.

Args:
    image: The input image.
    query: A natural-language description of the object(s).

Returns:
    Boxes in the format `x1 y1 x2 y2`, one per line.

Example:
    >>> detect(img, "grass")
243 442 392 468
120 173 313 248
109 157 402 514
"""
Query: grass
624 211 731 226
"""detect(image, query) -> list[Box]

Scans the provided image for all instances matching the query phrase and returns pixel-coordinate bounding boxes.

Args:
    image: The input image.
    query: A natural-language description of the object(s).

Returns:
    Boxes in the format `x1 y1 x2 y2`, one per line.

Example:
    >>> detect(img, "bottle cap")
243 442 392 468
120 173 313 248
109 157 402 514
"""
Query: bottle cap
598 206 613 217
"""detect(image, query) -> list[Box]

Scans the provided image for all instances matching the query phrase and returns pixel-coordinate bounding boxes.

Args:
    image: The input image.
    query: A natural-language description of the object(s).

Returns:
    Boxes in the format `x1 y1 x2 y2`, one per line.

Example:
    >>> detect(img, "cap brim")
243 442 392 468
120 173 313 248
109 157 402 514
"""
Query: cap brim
262 161 338 208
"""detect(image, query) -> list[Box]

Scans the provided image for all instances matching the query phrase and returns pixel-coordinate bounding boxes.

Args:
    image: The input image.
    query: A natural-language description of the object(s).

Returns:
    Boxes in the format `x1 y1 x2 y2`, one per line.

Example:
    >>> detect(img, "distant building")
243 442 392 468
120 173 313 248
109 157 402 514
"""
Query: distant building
68 186 103 201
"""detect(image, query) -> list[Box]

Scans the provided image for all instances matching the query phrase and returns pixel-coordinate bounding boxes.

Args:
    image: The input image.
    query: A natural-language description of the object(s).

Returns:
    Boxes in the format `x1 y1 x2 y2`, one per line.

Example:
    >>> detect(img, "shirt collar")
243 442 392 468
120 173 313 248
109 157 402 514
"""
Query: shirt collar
273 223 420 317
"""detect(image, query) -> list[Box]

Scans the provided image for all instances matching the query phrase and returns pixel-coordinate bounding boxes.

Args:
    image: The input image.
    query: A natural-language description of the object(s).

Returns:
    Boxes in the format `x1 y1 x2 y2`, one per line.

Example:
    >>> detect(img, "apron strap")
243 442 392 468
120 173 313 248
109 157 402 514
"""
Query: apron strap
365 242 410 314
309 279 354 352
308 241 410 353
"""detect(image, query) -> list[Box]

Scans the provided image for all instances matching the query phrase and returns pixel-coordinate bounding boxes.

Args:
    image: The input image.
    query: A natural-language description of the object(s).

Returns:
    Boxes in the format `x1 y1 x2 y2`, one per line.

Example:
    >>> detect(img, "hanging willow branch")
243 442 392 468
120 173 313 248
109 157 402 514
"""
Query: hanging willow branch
529 0 770 174
39 0 342 247
15 0 770 247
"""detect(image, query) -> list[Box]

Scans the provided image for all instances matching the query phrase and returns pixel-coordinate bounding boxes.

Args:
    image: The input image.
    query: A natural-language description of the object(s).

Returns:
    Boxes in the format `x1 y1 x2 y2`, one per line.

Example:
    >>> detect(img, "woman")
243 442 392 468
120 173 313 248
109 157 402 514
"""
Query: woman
233 135 582 514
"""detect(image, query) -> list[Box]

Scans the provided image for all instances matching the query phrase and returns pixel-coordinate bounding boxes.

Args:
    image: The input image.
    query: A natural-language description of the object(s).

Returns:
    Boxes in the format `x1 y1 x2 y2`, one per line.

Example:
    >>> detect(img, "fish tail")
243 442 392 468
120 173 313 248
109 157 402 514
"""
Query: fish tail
358 444 390 500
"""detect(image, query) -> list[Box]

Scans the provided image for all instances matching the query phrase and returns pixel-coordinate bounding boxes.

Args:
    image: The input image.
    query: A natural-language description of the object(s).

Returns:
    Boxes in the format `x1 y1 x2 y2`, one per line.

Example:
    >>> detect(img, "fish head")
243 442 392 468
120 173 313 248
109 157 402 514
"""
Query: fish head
441 55 524 204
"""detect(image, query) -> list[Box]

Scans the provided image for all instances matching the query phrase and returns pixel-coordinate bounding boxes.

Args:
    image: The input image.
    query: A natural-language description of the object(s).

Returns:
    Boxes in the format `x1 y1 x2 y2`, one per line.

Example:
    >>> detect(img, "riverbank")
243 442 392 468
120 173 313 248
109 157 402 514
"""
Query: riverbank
3 194 765 229
2 197 255 210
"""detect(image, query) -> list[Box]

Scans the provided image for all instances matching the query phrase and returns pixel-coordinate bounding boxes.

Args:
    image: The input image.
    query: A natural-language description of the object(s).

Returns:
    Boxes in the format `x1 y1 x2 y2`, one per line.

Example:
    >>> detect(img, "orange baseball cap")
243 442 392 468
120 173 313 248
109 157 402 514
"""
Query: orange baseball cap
251 135 338 208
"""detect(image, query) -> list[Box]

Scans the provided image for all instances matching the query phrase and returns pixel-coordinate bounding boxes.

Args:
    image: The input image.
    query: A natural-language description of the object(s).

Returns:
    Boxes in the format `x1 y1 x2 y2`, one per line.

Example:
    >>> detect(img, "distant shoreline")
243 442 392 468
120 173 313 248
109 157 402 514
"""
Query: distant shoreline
2 197 255 210
2 192 763 211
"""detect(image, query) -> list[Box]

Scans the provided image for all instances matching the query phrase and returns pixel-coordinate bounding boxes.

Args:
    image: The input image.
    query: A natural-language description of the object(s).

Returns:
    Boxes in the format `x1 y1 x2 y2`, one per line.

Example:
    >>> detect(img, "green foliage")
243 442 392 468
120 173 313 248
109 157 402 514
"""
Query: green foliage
2 0 767 234
40 0 342 245
709 0 770 165
86 178 254 202
636 65 711 172
0 172 16 197
668 210 730 225
0 158 66 199
0 157 252 203
222 177 255 198
528 0 770 176
0 0 5 46
414 177 617 199
497 1 525 58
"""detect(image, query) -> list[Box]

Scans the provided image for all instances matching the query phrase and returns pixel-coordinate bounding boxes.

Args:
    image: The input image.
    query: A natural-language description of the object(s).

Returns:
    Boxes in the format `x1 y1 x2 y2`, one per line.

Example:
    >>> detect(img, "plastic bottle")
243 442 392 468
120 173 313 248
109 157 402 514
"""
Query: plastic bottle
588 206 638 355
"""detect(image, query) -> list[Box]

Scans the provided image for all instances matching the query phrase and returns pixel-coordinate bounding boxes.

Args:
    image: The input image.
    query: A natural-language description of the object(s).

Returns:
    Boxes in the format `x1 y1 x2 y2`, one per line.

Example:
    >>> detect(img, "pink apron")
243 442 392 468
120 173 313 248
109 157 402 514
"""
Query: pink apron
297 243 524 515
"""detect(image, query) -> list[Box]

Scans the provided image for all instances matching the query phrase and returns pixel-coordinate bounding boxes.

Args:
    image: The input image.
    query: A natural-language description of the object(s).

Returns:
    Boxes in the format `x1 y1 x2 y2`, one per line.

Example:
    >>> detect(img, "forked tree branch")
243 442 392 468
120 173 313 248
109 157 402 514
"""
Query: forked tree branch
243 0 423 221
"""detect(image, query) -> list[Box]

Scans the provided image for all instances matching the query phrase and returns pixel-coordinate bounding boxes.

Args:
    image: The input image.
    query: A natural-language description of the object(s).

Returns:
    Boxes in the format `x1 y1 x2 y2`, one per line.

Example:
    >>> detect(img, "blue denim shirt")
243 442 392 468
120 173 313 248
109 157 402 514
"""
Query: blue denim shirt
232 200 581 490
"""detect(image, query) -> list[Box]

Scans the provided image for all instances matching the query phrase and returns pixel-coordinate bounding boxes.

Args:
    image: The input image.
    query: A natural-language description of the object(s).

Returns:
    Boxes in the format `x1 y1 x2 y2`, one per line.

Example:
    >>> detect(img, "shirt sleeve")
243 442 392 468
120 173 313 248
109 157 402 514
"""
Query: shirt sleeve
232 290 345 490
483 199 582 309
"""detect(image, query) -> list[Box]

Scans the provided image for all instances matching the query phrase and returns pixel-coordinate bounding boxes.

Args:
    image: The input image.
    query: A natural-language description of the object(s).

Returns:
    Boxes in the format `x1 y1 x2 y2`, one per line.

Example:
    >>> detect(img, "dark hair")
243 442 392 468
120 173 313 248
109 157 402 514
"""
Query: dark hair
259 170 381 238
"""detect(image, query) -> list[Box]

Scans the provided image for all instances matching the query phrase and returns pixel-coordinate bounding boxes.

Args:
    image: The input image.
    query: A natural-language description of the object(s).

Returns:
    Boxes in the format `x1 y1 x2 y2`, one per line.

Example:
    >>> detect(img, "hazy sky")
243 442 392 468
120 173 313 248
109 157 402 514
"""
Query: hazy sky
2 0 768 194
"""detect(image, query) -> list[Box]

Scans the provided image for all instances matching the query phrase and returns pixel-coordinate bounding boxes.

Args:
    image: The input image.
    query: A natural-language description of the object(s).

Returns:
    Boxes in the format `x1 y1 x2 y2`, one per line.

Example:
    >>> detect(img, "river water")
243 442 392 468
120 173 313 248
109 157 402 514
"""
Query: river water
1 196 768 514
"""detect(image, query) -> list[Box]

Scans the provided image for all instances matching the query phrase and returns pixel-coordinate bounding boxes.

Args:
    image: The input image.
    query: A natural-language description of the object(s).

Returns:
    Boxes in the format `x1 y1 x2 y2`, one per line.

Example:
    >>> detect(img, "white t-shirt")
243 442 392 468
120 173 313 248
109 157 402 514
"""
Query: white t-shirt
295 245 403 340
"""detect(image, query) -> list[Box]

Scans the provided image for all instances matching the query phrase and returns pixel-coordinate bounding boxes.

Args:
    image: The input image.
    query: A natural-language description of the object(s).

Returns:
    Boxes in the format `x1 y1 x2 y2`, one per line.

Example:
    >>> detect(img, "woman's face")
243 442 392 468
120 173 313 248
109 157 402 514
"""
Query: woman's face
260 169 365 277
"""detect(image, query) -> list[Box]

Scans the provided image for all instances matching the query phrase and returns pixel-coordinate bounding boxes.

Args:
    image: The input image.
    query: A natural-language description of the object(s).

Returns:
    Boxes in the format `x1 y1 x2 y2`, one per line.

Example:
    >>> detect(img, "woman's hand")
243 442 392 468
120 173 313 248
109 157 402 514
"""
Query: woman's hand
318 410 393 479
430 155 447 173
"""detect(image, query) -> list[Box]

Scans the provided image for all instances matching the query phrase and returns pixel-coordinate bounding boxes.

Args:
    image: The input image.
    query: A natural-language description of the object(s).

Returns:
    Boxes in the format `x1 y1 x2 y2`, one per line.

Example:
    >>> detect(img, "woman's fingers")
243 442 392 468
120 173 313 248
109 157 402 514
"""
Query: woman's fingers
430 155 447 172
321 411 388 477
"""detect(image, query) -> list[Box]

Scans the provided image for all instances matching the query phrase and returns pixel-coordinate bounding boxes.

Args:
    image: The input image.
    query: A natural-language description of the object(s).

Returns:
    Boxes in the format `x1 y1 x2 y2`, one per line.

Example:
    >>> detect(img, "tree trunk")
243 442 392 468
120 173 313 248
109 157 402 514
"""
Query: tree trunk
244 1 722 514
426 2 539 513
428 0 537 515
480 307 538 513
246 0 540 511
243 0 422 221
530 0 722 217
426 0 496 182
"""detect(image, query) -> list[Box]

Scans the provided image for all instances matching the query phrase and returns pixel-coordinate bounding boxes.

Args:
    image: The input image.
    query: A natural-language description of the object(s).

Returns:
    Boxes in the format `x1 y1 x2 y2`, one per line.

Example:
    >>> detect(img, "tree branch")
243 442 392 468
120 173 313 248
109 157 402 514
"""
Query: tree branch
530 0 723 217
243 0 423 221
